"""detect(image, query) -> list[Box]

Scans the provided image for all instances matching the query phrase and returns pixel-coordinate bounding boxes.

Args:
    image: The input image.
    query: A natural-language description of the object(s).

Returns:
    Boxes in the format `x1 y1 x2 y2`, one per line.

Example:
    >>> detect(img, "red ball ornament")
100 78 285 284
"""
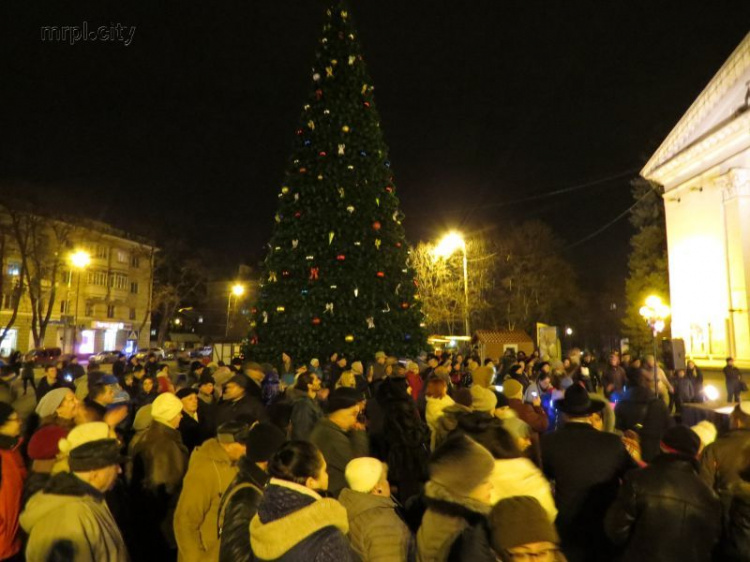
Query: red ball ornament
299 168 307 174
385 186 393 193
319 151 327 157
376 271 385 278
251 307 257 314
400 302 410 309
282 270 290 277
315 89 323 100
296 129 303 135
395 242 402 248
363 101 371 108
372 221 381 231
337 254 346 261
312 317 321 326
295 211 302 218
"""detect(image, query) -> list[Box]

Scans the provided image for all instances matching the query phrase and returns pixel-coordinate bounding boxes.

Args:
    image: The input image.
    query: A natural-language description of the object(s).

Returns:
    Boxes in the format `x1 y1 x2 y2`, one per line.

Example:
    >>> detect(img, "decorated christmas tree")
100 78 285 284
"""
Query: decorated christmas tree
248 1 426 363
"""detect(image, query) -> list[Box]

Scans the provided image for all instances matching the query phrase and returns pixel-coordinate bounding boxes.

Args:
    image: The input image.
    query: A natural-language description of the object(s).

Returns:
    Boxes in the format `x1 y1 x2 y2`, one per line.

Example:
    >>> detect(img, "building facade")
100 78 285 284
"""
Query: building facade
0 213 155 356
642 32 750 366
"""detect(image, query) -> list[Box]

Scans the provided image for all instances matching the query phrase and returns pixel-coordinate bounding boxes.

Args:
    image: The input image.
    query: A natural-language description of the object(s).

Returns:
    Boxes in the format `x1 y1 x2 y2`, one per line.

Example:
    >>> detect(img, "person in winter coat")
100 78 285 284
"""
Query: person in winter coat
135 375 159 409
21 360 36 395
488 497 566 562
250 440 353 562
20 424 129 562
431 388 473 450
128 392 189 561
309 388 369 497
686 360 704 401
671 369 694 416
35 364 64 402
23 424 68 509
720 447 750 561
177 387 203 453
155 364 175 394
290 372 325 441
503 379 549 434
405 361 424 402
425 378 455 449
541 384 637 562
605 426 721 562
0 404 25 560
416 433 495 561
218 423 287 562
215 374 268 428
174 421 249 562
453 412 557 521
614 369 672 462
338 458 412 562
701 402 750 500
601 353 627 400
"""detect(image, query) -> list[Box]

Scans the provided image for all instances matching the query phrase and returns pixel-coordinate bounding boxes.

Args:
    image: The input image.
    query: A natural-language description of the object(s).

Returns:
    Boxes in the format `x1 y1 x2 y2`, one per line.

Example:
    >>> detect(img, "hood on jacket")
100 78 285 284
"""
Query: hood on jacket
423 480 491 518
338 488 396 520
192 437 233 466
250 486 348 560
20 472 102 532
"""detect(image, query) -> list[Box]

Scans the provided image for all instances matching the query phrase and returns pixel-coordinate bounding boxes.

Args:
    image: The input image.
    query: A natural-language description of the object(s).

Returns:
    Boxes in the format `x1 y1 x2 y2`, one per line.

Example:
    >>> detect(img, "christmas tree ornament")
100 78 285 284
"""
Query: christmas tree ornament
329 231 335 244
338 144 346 155
281 186 290 194
331 59 338 66
312 317 321 325
385 186 393 193
319 151 327 157
384 160 391 168
325 303 334 314
323 109 330 115
346 205 355 213
317 175 324 180
360 150 367 157
366 317 375 329
306 255 315 261
301 289 308 295
348 33 355 40
361 84 368 95
348 55 356 65
354 241 361 246
372 221 381 231
375 197 380 206
330 285 337 289
282 270 290 277
325 66 334 77
292 240 299 249
341 10 348 19
345 334 355 343
296 128 304 135
347 165 355 170
395 283 401 294
275 214 281 223
309 267 319 280
342 125 350 133
400 302 410 309
251 307 258 314
294 193 299 201
382 303 391 313
304 140 311 146
375 239 382 250
277 306 286 312
250 321 257 328
274 246 281 251
299 168 307 174
268 272 277 282
354 287 359 297
262 311 268 324
307 120 315 130
336 254 346 261
395 242 402 248
363 101 371 108
338 187 345 198
313 72 321 81
376 271 385 278
303 104 310 111
315 89 323 100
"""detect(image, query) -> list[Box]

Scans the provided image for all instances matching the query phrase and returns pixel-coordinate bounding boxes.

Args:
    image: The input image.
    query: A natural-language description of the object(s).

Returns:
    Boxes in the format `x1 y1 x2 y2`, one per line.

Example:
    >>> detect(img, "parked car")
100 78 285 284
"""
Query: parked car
189 346 213 359
24 348 62 366
90 350 121 364
134 347 166 361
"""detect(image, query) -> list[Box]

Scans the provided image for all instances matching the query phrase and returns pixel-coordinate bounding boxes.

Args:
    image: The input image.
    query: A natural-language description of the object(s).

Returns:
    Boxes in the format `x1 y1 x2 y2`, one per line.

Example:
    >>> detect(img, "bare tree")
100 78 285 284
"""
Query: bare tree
0 212 25 350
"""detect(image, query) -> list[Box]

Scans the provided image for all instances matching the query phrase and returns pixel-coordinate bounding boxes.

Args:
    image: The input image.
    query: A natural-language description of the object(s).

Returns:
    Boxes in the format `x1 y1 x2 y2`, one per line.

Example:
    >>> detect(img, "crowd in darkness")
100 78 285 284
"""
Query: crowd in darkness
0 346 749 561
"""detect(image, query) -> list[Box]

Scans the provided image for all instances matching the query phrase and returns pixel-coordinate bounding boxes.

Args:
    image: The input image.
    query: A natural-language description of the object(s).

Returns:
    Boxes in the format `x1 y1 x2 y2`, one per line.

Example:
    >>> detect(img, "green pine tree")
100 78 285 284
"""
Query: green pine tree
248 1 426 364
622 177 670 356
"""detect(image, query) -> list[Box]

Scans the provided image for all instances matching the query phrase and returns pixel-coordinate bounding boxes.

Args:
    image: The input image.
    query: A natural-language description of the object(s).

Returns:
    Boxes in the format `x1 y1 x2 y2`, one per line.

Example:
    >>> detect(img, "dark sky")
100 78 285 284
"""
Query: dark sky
1 1 749 295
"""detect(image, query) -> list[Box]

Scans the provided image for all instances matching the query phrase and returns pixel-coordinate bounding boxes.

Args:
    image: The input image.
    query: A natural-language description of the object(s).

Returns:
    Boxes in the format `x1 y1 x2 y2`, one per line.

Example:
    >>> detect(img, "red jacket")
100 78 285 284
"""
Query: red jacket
0 440 27 559
508 398 549 434
405 371 423 402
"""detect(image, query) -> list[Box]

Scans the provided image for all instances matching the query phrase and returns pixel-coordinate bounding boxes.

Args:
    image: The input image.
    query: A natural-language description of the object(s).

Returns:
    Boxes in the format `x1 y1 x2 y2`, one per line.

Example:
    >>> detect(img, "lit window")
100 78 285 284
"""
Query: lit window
107 305 115 318
7 263 20 276
130 281 139 294
117 250 128 263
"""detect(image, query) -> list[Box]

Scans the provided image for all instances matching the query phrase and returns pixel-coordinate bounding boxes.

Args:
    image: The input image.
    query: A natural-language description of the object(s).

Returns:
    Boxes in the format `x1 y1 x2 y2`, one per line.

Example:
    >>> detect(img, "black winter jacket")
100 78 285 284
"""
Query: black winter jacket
605 454 721 562
614 385 672 462
218 457 268 562
721 482 750 561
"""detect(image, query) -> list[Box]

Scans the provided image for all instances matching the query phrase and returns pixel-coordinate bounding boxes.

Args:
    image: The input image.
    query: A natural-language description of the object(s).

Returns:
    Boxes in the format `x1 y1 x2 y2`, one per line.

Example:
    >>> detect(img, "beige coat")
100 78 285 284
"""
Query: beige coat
174 438 238 562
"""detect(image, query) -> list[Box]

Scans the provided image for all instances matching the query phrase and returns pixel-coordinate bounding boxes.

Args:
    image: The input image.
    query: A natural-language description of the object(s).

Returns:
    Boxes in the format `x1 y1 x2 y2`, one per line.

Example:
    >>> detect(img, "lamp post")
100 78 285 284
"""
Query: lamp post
434 231 470 338
226 283 245 338
639 295 671 398
69 250 91 356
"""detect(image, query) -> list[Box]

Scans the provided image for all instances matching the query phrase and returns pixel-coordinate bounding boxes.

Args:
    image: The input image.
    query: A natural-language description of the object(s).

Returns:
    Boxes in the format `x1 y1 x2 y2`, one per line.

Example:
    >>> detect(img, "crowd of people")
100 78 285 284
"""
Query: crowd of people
0 346 748 561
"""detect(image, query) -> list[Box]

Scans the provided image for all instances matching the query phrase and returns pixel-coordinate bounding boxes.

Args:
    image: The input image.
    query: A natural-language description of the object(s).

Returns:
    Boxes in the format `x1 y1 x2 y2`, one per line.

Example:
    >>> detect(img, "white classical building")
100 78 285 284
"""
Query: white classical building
642 32 750 366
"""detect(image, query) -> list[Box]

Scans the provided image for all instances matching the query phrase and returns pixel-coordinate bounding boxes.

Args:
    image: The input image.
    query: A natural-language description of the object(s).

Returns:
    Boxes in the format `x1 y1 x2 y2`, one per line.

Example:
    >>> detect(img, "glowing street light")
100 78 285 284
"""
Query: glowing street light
434 231 470 338
639 294 671 398
69 249 91 355
226 283 247 338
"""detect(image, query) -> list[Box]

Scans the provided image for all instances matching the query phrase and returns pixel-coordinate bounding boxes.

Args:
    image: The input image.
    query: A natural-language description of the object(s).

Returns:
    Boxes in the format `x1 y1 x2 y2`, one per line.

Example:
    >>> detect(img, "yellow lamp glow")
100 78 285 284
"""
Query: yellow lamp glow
703 385 720 401
645 295 663 309
231 284 245 297
70 250 91 269
433 231 465 260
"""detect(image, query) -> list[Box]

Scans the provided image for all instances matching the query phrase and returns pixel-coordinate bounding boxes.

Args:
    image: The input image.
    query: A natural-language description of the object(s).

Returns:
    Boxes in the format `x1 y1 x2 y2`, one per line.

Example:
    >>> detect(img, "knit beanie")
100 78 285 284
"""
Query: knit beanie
471 386 498 413
58 422 111 456
327 387 364 414
691 421 718 448
661 425 701 457
28 425 69 461
345 457 385 493
472 366 493 389
429 434 495 497
0 403 14 426
176 387 198 399
242 422 287 463
490 496 559 552
351 361 364 376
198 372 215 386
151 392 184 424
35 388 71 418
503 379 524 400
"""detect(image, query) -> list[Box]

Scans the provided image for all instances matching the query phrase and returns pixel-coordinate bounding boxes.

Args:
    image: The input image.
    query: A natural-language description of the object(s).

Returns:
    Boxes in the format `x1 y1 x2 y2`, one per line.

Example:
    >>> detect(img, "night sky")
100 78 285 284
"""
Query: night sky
2 1 749 296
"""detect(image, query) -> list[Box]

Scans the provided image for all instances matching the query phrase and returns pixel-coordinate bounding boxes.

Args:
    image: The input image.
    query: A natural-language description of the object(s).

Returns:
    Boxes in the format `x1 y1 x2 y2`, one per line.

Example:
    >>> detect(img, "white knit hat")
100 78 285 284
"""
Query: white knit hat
58 422 111 455
35 388 72 418
691 421 718 447
345 457 385 493
151 393 183 424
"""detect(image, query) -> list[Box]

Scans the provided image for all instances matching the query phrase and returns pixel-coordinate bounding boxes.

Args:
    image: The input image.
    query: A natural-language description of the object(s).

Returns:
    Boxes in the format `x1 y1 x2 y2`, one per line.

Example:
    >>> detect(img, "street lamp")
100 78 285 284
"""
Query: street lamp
69 250 91 355
639 295 671 398
434 231 470 338
226 283 246 338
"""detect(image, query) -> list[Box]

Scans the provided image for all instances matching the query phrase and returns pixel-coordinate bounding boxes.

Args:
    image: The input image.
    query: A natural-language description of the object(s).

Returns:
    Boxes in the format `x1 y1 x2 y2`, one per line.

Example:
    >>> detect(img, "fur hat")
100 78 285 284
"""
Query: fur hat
471 386 498 413
327 387 364 413
661 425 701 457
28 425 69 460
242 422 287 463
35 388 71 418
691 421 717 448
69 438 124 472
490 496 559 552
429 434 495 496
502 379 524 400
151 393 184 424
345 457 385 493
472 366 493 389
